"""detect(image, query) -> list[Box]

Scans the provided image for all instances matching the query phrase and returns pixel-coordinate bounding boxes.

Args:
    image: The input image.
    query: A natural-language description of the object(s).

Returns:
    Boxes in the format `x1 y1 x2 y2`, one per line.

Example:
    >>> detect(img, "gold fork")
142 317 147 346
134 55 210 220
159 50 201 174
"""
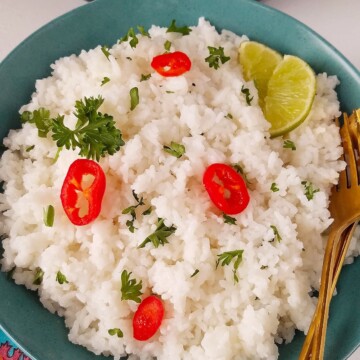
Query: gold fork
299 109 360 360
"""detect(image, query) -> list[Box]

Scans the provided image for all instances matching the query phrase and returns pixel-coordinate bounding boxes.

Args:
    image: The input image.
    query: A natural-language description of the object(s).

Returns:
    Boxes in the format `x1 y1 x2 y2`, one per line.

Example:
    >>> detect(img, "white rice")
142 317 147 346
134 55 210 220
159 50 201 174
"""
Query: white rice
1 18 359 360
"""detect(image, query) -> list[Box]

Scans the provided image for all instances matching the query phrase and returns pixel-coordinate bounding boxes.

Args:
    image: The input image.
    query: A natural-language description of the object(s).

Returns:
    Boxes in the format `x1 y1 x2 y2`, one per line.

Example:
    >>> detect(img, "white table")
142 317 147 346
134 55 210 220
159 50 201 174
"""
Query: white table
0 1 359 359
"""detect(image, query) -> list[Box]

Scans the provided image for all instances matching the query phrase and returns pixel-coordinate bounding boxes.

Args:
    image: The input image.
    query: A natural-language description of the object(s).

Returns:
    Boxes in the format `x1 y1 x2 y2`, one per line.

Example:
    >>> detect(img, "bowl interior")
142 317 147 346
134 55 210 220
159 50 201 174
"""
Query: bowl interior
0 0 359 359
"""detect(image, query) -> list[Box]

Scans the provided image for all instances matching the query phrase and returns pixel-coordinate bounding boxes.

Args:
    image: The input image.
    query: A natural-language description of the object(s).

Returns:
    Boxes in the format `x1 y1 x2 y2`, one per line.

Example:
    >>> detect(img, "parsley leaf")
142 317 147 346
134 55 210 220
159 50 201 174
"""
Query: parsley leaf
101 46 111 60
164 40 172 52
190 269 199 278
270 225 282 242
163 141 185 158
283 139 296 150
232 163 251 185
270 182 279 192
56 271 69 285
21 108 52 138
140 73 151 82
101 77 110 86
25 145 35 152
108 328 124 338
302 180 319 200
51 96 124 161
122 190 145 233
138 218 176 249
33 267 44 285
223 213 237 225
142 206 152 216
119 28 138 48
166 19 192 35
137 25 150 37
130 87 139 110
43 205 55 227
225 113 233 120
216 250 244 283
205 46 230 69
241 85 253 105
120 269 142 303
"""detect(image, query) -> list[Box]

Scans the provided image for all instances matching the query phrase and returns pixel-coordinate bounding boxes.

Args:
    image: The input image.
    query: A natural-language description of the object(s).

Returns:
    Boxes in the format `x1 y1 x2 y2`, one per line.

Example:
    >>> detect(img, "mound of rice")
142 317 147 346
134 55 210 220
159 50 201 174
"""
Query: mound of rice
1 18 359 360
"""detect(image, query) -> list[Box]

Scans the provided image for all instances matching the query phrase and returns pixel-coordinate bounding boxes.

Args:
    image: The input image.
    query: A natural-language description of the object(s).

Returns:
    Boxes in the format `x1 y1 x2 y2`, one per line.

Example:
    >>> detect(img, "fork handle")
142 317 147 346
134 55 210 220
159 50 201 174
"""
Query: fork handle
299 223 356 359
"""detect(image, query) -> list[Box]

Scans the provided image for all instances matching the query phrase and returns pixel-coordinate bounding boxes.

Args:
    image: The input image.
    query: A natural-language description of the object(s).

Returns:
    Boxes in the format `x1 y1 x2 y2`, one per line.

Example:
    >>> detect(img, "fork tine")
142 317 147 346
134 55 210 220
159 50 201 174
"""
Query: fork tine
340 113 358 188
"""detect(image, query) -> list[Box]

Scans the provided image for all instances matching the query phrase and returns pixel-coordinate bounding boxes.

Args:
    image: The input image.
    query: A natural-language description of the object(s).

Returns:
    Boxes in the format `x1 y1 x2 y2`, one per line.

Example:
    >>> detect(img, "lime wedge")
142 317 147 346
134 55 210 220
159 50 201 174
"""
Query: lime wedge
264 55 316 137
238 41 282 107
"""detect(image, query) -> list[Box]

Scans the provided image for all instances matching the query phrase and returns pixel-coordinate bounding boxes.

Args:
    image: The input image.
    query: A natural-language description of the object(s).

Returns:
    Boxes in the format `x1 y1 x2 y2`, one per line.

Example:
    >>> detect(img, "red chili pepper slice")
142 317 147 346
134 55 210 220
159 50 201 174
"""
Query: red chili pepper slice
151 51 191 77
60 159 106 226
133 295 164 341
203 163 250 215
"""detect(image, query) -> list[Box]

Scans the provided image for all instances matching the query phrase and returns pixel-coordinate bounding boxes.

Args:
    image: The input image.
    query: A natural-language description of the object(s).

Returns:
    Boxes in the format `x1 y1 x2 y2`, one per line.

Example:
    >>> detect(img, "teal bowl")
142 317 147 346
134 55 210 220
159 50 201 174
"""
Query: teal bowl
0 0 359 359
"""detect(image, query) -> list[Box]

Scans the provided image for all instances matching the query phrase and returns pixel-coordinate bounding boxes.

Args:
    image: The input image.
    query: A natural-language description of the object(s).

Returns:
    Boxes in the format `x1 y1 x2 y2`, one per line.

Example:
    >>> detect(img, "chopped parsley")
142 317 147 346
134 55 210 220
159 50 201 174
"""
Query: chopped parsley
223 213 237 225
33 267 44 285
108 328 124 338
56 271 68 285
136 25 150 37
101 77 110 86
216 250 244 283
120 269 142 303
140 73 151 82
225 113 233 120
21 108 52 138
164 40 172 52
43 205 55 227
119 28 139 48
122 191 145 233
270 182 279 192
270 225 282 242
283 139 296 151
166 19 192 35
241 85 253 105
25 145 35 152
302 180 319 200
138 218 176 249
205 46 230 69
101 45 111 60
163 141 185 158
130 87 139 110
232 163 251 185
190 269 199 278
142 206 153 216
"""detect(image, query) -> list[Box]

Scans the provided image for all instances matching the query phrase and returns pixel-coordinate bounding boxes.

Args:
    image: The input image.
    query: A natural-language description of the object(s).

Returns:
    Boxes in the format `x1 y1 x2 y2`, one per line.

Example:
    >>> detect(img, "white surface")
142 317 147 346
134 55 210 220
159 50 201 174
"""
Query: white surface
0 0 359 359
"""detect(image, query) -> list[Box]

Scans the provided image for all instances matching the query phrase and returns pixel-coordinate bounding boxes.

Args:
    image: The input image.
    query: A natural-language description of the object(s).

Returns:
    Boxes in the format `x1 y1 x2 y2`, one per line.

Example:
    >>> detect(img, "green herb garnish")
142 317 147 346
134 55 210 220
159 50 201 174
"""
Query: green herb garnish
163 141 185 158
101 77 110 86
205 46 230 69
270 225 282 242
130 87 139 110
43 205 55 227
33 267 44 285
25 145 35 152
56 271 68 285
138 218 176 249
216 250 244 283
302 180 319 200
232 164 251 185
225 113 233 120
223 213 237 225
166 19 192 35
164 40 172 52
283 139 296 151
142 206 153 216
270 182 279 192
241 85 253 105
119 28 138 48
137 25 150 37
120 269 142 303
21 108 52 138
101 46 111 60
190 269 199 278
108 328 124 338
122 190 144 233
51 147 63 164
140 74 151 82
51 96 124 161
